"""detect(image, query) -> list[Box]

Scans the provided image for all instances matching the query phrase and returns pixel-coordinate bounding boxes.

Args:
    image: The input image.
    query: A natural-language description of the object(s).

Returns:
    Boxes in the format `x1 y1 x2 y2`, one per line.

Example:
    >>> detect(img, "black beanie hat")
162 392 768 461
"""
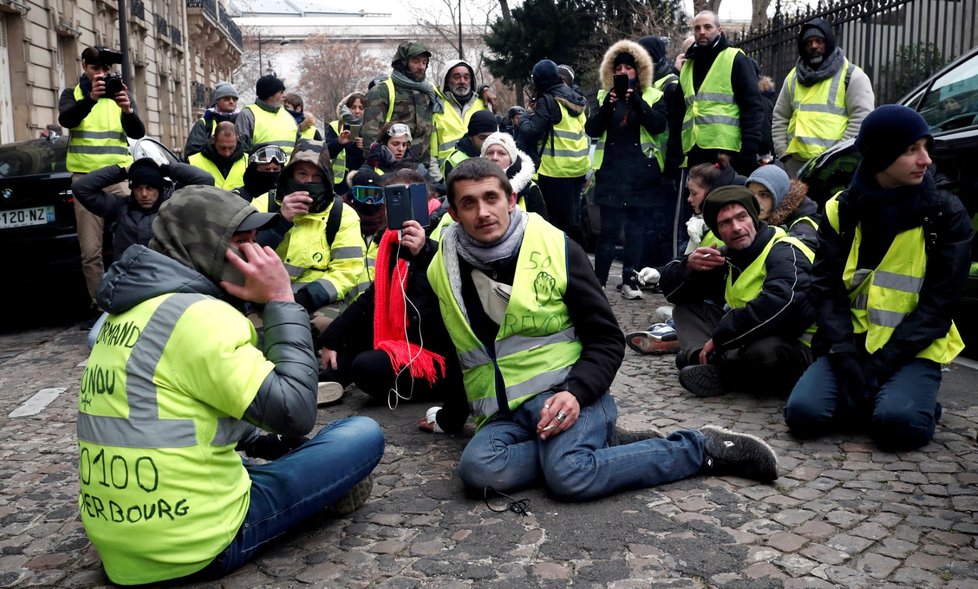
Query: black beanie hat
855 105 933 176
613 51 637 69
128 158 164 191
637 35 666 63
256 75 286 101
703 185 761 235
531 59 561 88
467 110 499 136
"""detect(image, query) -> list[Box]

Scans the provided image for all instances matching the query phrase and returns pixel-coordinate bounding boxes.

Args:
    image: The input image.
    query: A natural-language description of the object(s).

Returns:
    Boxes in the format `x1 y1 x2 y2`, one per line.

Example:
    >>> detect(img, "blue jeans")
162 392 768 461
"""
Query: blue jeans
457 392 705 502
784 356 941 450
210 416 384 574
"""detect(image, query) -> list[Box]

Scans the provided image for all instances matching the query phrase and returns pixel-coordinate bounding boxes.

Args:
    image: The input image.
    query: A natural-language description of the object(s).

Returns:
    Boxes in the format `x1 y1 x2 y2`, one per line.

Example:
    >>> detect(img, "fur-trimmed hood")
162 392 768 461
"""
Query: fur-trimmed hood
769 179 818 226
599 40 654 90
508 148 536 194
299 112 317 133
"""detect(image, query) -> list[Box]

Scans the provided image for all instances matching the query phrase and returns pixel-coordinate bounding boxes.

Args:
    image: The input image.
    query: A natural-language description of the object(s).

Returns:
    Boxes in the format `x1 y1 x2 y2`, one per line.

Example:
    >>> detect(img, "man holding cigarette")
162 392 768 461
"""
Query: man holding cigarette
659 185 816 398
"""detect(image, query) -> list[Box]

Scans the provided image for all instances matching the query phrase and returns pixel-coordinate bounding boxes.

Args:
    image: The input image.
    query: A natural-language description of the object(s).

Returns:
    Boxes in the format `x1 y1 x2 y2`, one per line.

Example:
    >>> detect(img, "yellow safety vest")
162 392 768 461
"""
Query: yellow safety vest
67 85 132 173
724 227 817 346
187 152 247 191
78 293 274 584
785 60 851 161
680 48 743 155
442 148 470 177
276 200 365 302
345 235 379 303
538 102 589 178
652 74 678 167
428 214 583 428
327 120 348 186
825 196 964 363
700 230 723 249
300 125 317 140
431 91 487 165
592 86 664 172
245 103 298 154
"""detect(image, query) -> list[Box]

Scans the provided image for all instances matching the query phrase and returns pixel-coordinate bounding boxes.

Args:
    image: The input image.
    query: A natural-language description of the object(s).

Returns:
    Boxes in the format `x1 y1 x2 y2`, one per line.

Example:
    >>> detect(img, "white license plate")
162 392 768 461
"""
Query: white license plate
0 206 56 229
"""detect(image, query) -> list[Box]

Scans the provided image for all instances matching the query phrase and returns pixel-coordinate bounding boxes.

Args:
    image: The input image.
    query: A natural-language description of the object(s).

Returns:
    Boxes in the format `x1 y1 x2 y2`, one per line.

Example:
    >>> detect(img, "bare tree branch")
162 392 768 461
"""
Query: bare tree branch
294 36 385 124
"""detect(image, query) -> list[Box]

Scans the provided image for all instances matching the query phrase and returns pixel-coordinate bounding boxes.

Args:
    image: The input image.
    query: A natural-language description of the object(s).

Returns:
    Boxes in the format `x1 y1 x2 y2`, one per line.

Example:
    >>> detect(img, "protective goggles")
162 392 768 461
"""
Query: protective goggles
387 123 412 139
352 185 385 205
249 145 288 165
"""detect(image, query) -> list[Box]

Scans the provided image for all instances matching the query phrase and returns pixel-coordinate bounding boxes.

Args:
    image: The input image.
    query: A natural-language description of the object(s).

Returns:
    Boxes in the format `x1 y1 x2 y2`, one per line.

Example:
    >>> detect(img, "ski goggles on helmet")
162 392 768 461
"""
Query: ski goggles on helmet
248 145 288 165
387 123 412 140
352 185 385 205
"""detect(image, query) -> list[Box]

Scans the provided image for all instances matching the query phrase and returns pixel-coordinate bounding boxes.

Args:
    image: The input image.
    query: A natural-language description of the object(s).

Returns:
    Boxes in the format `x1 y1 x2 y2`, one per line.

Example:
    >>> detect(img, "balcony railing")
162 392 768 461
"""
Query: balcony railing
131 0 145 20
156 15 168 37
186 0 240 50
170 24 181 45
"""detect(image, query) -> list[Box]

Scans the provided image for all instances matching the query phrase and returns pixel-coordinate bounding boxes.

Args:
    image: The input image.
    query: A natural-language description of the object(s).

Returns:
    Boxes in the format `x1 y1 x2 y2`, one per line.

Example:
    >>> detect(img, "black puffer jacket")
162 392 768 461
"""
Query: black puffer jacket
72 163 214 261
516 83 588 168
811 169 972 371
659 223 815 351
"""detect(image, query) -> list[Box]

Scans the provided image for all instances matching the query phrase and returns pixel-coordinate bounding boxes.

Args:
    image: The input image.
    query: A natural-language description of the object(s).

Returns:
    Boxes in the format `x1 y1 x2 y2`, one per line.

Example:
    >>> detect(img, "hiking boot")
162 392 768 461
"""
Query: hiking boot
317 381 344 406
327 475 374 515
621 284 644 300
679 364 728 397
699 425 779 482
609 424 665 446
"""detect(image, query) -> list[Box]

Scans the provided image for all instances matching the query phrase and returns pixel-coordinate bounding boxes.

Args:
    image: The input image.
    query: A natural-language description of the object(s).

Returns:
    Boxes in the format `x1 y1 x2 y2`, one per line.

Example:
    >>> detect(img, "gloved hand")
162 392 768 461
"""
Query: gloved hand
863 353 895 393
239 433 308 460
636 267 660 286
828 352 868 411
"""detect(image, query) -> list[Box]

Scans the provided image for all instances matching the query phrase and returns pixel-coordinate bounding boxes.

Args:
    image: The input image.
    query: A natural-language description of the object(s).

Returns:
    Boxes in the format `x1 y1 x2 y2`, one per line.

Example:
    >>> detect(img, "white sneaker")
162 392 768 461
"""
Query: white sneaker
317 381 344 406
621 285 644 300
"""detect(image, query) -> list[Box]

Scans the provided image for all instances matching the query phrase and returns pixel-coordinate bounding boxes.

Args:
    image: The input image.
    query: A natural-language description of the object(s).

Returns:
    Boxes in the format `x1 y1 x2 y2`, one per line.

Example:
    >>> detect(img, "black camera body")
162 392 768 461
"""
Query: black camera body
102 72 124 98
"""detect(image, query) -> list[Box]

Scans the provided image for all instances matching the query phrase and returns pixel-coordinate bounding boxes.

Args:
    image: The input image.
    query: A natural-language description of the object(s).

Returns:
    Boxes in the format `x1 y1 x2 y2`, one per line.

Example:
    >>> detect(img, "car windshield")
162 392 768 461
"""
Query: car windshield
916 53 978 133
0 139 68 178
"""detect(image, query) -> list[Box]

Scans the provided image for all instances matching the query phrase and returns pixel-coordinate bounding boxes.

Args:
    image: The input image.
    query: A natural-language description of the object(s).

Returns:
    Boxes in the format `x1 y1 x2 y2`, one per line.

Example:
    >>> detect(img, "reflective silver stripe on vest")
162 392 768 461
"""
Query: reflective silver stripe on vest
77 295 203 448
553 128 585 140
850 268 872 290
496 327 577 360
790 136 838 148
504 365 573 400
438 139 458 153
67 145 131 155
212 417 255 447
330 246 364 260
797 103 847 116
869 308 907 328
682 115 740 130
366 258 376 269
291 277 338 301
284 263 306 278
71 130 128 141
458 346 492 370
685 92 736 107
795 65 847 116
852 294 868 310
470 395 499 418
549 148 590 158
873 270 924 293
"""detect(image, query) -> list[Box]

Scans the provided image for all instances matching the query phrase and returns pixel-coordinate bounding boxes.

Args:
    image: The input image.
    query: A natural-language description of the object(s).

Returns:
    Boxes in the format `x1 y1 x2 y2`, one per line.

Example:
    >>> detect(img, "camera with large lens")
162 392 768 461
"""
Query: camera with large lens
102 72 124 98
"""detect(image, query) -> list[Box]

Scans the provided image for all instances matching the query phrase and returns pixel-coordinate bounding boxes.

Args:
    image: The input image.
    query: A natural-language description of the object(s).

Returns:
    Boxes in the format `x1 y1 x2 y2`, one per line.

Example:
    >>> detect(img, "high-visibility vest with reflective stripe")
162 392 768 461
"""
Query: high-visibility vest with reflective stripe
680 48 743 154
825 195 964 363
67 85 132 173
428 214 582 428
785 60 851 161
652 74 678 166
245 103 298 154
328 120 348 185
724 227 817 346
276 200 364 298
300 125 317 140
592 86 664 172
431 91 487 164
700 230 723 249
538 102 589 178
78 292 273 584
187 152 247 190
345 235 379 303
442 147 470 176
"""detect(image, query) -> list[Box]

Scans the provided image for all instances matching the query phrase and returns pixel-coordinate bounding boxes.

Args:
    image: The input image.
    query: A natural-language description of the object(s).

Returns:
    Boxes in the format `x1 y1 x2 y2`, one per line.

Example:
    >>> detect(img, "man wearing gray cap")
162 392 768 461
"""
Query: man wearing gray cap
184 82 240 158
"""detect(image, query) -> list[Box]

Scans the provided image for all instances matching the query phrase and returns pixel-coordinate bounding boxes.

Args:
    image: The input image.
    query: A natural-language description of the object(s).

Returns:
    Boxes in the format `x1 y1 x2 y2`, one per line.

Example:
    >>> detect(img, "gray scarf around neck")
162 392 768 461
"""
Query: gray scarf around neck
440 209 528 322
795 47 845 86
390 70 445 114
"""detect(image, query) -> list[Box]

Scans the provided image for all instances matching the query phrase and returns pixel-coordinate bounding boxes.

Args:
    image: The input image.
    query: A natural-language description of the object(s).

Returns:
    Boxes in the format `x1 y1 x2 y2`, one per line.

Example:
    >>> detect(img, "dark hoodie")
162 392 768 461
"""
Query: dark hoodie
516 81 588 164
71 162 214 261
795 18 846 85
256 139 335 249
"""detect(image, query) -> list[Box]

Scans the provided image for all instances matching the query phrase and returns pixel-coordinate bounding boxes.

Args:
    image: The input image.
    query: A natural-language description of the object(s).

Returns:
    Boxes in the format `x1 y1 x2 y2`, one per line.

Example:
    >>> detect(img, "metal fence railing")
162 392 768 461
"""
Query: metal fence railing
736 0 978 104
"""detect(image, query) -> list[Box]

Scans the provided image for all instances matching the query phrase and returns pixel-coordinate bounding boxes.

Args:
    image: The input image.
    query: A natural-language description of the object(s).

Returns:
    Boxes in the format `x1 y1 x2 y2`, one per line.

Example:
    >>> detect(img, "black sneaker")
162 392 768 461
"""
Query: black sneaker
609 424 665 446
700 425 779 482
679 364 728 397
327 475 374 515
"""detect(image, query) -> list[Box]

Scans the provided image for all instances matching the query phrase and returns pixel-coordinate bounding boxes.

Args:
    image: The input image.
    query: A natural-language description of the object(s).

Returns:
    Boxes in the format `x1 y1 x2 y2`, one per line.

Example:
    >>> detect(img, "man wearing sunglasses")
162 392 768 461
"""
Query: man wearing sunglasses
183 82 239 158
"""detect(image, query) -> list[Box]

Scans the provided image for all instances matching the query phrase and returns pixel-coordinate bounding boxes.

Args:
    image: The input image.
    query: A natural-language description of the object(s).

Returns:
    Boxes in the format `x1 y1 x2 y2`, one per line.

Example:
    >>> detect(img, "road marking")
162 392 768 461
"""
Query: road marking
9 387 67 417
952 357 978 371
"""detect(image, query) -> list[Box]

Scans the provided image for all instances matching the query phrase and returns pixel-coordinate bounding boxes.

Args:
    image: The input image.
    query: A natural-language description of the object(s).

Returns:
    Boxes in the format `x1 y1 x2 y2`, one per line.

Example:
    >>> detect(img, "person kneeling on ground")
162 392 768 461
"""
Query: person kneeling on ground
784 105 972 451
412 158 780 500
659 185 816 397
77 185 383 585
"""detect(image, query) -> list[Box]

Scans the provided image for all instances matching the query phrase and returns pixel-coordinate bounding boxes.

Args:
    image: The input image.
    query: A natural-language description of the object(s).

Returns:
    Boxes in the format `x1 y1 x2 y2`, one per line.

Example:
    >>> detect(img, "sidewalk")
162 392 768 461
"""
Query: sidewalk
0 285 975 588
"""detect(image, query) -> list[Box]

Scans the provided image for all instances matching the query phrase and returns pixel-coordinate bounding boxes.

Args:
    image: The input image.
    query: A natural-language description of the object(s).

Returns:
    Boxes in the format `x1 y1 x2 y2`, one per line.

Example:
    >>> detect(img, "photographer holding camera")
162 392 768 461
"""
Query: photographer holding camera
58 46 145 313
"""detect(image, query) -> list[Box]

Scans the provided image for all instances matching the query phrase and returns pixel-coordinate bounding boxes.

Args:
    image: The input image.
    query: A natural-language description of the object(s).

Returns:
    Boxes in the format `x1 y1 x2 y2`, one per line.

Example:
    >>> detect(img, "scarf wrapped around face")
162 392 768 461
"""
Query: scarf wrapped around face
373 229 446 385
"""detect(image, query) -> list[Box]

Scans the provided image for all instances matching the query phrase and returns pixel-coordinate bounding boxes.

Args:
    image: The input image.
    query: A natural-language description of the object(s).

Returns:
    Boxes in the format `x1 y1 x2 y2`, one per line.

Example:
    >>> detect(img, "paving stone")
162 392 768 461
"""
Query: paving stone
765 532 808 553
856 552 901 578
800 543 849 566
825 534 874 555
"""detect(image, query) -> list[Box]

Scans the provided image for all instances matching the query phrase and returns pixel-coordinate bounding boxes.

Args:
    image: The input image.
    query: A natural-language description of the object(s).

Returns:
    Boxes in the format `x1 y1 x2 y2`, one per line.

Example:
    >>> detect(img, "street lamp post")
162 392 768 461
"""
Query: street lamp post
457 0 463 59
257 31 290 77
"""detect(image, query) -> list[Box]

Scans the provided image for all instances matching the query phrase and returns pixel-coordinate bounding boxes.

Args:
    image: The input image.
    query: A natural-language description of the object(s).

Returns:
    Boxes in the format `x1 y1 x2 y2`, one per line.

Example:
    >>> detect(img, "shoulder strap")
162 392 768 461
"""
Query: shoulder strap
326 195 344 247
845 62 854 87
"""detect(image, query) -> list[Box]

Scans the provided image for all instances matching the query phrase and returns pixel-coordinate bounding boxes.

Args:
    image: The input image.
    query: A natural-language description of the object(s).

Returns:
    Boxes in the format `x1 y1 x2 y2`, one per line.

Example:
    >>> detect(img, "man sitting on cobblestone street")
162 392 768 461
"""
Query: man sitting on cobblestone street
76 186 384 585
659 185 816 398
411 158 780 501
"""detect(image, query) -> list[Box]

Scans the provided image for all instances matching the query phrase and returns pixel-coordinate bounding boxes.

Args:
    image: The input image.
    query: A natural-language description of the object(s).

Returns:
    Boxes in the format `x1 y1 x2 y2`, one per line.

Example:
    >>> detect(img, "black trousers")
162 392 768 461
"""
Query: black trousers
538 174 586 246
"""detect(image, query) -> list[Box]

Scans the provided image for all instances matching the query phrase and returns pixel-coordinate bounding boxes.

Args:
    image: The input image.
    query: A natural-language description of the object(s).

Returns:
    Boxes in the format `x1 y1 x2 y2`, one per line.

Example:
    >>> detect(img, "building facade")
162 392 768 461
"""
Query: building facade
0 0 241 153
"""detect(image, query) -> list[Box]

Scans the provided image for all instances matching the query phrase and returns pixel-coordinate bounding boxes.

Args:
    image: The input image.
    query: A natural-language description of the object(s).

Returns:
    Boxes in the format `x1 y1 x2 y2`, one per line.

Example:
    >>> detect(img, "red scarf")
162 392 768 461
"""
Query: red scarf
373 230 446 384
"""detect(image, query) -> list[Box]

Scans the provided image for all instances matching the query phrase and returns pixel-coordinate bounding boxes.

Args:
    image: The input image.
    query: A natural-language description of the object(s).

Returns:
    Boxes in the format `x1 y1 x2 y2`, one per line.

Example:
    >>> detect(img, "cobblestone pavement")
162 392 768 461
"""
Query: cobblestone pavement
0 279 976 588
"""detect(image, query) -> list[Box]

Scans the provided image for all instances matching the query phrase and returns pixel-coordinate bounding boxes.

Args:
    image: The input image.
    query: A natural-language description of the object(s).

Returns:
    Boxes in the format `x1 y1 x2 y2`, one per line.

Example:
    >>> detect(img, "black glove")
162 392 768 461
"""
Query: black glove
828 352 868 412
293 287 316 313
628 88 644 110
238 433 308 460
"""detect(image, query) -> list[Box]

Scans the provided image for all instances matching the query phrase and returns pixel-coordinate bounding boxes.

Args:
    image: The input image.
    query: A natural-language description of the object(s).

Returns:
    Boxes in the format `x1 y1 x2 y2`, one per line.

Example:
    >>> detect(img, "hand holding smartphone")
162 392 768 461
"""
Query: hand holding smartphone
613 74 629 101
385 183 430 230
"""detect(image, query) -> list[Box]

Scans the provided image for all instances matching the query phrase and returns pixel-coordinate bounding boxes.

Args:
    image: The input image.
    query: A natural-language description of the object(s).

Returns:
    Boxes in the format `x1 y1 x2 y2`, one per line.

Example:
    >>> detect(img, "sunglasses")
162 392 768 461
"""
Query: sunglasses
249 146 288 165
352 185 385 205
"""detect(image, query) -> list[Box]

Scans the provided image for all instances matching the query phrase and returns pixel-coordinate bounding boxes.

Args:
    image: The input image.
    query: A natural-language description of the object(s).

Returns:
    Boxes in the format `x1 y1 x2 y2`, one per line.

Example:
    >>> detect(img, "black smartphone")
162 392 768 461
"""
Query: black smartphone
409 183 430 228
613 74 629 100
385 184 413 230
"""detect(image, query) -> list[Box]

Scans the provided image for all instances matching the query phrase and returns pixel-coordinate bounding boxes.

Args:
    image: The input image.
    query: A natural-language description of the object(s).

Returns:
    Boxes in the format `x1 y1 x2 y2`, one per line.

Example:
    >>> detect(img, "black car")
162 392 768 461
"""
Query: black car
798 46 978 352
0 137 181 308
